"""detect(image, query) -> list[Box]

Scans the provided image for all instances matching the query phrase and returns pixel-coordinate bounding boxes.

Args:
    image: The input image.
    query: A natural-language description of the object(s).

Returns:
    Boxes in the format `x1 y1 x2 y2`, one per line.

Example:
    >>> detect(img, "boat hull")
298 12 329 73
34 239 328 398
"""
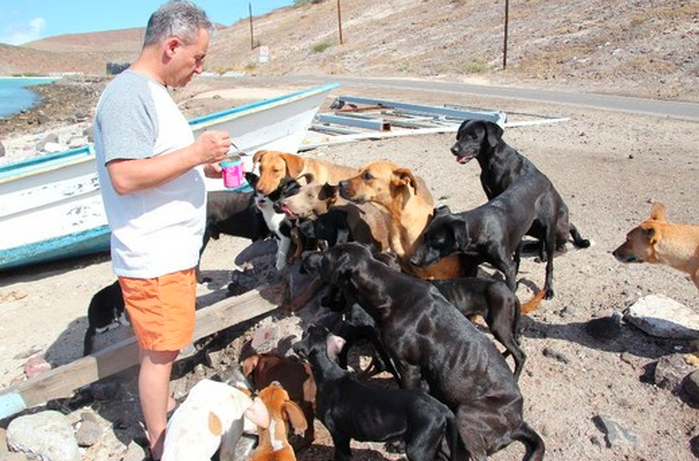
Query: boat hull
0 83 338 271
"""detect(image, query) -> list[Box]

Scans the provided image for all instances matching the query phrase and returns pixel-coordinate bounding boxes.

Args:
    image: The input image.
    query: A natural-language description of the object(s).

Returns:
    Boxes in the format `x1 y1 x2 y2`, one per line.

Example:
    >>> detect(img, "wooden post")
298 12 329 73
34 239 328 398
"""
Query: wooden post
249 2 255 50
337 0 344 45
503 0 509 70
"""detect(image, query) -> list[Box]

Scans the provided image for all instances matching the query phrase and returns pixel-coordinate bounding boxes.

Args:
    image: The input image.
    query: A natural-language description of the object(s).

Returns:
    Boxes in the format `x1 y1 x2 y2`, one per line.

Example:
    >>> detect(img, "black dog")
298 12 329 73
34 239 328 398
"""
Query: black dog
83 281 128 356
410 173 556 299
302 243 545 461
452 119 590 257
292 323 458 461
430 277 528 380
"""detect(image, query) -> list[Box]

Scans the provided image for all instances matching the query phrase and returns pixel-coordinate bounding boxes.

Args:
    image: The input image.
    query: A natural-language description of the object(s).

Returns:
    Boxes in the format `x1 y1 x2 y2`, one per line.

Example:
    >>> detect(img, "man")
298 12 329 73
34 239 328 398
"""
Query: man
93 2 230 458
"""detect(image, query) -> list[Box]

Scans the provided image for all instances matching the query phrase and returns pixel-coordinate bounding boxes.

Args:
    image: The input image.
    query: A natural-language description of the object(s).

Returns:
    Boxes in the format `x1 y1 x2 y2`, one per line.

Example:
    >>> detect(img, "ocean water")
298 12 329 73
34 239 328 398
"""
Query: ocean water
0 77 60 119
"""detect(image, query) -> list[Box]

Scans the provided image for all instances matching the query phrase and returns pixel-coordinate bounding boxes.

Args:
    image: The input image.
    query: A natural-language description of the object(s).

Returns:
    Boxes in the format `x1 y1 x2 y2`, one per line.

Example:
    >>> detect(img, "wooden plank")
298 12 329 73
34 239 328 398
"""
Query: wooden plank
0 282 284 420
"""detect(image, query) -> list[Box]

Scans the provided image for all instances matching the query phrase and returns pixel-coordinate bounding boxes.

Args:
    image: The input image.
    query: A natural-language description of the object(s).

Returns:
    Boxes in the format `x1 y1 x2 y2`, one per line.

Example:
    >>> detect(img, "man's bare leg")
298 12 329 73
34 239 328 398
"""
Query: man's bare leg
139 349 179 460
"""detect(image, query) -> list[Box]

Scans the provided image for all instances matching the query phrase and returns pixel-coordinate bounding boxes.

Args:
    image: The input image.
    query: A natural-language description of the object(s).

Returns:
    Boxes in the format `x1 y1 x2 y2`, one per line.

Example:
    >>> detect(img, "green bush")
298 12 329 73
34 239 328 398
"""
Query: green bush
312 41 333 53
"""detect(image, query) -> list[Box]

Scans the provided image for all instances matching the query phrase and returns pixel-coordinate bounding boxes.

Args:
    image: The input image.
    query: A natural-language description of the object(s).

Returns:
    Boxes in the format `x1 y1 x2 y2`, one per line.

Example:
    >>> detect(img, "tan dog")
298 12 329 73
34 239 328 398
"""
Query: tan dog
245 382 308 461
338 160 465 280
252 150 358 196
279 174 391 252
613 202 699 290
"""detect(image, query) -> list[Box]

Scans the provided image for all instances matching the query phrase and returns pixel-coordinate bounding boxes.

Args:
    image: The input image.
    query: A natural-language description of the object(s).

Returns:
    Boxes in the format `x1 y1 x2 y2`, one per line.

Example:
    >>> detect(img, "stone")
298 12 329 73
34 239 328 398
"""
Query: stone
0 140 5 157
593 414 639 447
623 295 699 339
585 312 623 340
67 136 88 148
24 356 51 379
42 142 66 154
6 410 80 461
654 353 695 392
75 419 102 447
35 133 59 151
682 369 699 404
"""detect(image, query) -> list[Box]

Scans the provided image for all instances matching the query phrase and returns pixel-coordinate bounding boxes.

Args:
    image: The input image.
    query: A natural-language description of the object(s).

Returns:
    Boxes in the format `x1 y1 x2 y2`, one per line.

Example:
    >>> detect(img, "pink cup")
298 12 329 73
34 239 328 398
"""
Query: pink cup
221 159 244 189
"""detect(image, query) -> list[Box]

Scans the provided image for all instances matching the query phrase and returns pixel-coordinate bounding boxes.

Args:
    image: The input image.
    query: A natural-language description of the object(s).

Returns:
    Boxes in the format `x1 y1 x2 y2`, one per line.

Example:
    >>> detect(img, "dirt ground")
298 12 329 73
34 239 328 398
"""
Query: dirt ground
1 77 699 460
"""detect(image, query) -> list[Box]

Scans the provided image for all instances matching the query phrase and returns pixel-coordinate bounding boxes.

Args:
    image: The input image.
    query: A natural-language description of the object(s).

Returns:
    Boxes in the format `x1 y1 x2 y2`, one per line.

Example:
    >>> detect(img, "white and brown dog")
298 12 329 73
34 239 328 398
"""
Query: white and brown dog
613 202 699 291
162 379 255 461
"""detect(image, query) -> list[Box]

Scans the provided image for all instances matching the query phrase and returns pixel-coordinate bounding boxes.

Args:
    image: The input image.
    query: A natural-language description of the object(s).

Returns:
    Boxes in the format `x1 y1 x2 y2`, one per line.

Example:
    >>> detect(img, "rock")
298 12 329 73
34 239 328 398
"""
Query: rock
68 136 88 149
0 427 8 457
593 414 639 447
0 140 5 157
682 369 699 404
623 295 699 339
121 440 147 461
75 419 102 447
654 353 695 392
24 355 52 379
542 346 571 364
585 312 623 340
35 133 59 151
6 410 80 461
42 142 67 154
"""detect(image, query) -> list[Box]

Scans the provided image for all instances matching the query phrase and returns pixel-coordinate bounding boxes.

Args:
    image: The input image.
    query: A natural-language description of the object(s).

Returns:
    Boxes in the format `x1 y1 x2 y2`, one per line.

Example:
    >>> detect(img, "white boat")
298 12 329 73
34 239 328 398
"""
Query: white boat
0 83 339 271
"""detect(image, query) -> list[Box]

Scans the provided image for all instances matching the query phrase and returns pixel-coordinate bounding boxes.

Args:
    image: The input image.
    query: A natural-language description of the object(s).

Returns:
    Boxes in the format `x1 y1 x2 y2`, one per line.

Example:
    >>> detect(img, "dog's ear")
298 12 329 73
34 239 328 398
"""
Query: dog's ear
642 223 659 245
244 398 270 429
485 121 504 147
649 202 666 222
282 153 304 178
208 411 224 436
283 400 308 434
326 333 346 360
393 168 419 194
434 205 451 218
252 150 268 165
297 172 315 185
451 216 470 248
319 183 339 202
328 252 352 285
240 355 259 378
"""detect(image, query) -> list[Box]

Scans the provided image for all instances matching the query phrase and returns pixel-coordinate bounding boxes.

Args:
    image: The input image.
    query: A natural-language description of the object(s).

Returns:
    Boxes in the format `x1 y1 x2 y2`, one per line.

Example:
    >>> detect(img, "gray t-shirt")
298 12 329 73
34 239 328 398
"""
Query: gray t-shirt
94 70 205 278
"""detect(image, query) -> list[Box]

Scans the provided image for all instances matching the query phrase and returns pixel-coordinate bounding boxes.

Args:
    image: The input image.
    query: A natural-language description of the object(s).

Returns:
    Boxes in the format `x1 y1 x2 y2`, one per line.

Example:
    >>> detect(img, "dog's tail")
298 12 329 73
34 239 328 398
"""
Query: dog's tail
520 290 546 314
512 422 545 461
569 223 591 249
439 410 463 461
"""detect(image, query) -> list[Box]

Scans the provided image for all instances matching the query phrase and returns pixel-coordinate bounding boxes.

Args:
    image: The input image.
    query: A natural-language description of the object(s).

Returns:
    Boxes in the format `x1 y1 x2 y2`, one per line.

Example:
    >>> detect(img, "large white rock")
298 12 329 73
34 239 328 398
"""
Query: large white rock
6 410 80 461
624 294 699 339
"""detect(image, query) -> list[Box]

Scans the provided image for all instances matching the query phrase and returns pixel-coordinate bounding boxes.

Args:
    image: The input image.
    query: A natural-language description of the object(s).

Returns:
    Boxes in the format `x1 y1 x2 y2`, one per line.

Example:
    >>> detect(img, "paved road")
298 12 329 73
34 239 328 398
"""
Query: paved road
281 75 699 123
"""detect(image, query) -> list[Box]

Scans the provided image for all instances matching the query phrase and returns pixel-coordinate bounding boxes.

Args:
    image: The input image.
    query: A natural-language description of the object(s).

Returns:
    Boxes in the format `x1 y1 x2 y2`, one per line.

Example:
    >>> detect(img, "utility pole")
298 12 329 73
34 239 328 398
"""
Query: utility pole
249 2 254 50
337 0 344 45
503 0 509 69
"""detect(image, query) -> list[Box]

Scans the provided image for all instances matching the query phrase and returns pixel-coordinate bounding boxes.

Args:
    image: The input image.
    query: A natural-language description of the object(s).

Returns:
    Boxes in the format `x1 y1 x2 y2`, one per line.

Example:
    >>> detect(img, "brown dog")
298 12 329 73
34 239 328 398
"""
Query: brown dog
252 150 358 196
613 202 699 290
279 174 391 252
241 353 316 450
338 160 466 280
245 382 308 461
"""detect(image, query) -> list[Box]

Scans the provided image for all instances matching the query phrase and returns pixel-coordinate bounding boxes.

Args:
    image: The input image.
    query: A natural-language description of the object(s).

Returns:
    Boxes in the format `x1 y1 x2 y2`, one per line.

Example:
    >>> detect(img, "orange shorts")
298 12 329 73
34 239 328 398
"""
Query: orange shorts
118 268 196 352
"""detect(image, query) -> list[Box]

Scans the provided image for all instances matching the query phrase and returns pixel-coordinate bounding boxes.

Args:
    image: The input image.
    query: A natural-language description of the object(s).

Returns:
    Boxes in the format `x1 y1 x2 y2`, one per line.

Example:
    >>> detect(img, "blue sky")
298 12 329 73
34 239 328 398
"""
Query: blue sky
0 0 296 45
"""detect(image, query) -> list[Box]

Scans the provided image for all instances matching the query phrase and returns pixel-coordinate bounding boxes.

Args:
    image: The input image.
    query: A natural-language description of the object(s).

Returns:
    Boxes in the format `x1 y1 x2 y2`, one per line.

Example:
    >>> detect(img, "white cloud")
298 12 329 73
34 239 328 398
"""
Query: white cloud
0 17 46 46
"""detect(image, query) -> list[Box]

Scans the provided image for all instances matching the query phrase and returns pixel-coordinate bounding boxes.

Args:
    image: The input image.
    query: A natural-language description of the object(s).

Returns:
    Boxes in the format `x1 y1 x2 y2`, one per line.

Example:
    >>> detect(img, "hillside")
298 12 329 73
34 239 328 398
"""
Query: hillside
0 0 697 101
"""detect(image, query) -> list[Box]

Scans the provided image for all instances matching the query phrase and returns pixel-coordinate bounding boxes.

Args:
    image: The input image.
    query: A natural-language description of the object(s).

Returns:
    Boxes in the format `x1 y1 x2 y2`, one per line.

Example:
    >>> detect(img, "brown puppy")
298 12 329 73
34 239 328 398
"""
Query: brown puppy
245 382 308 461
252 150 358 196
241 353 316 450
338 160 466 280
279 175 391 252
613 202 699 291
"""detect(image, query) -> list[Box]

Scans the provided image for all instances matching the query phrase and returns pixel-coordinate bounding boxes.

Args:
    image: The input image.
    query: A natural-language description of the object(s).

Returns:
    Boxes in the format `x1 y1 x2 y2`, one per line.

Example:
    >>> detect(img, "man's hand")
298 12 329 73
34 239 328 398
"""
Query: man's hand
194 130 231 165
203 162 223 179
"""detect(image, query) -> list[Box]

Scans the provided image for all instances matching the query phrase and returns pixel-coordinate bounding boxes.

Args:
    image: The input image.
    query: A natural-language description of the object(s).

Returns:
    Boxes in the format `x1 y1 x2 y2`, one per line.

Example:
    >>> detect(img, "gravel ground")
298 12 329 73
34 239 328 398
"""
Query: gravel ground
1 77 698 460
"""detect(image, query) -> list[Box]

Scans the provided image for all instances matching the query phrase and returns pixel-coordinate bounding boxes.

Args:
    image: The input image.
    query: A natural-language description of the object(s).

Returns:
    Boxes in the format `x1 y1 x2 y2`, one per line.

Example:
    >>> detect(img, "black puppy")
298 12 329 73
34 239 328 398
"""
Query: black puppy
410 173 557 298
452 119 590 257
430 277 529 380
292 324 457 461
302 243 545 461
199 190 271 280
83 281 128 356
